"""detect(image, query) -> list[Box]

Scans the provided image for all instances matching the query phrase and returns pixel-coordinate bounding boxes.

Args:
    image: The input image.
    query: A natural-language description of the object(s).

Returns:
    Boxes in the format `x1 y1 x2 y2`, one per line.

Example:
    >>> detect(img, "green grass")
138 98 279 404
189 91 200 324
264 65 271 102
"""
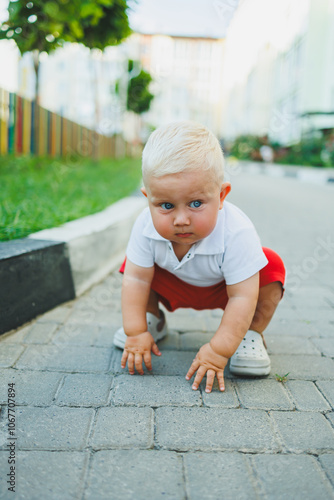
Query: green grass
0 154 142 241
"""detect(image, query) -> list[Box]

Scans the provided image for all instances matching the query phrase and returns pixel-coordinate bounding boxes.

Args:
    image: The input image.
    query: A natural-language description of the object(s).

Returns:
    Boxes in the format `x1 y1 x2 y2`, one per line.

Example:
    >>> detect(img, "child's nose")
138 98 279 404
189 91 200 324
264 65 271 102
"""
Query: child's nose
173 209 190 226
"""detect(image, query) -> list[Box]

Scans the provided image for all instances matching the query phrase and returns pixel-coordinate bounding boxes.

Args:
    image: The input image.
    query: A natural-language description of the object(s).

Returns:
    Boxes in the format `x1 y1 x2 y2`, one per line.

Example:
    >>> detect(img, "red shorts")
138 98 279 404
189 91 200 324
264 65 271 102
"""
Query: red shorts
120 247 285 312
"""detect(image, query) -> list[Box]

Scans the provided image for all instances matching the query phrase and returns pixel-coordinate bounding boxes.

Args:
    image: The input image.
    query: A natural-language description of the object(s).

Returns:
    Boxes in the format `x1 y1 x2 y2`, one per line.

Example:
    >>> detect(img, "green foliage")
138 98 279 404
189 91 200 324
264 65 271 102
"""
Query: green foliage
275 373 290 383
275 137 334 167
229 133 334 167
0 154 141 241
0 0 131 55
127 69 154 115
229 135 264 160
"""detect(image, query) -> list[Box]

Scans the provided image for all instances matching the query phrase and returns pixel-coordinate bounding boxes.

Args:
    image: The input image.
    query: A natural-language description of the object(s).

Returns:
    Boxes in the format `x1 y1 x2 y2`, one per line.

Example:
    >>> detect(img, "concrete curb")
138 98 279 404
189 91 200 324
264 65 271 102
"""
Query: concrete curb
0 196 147 335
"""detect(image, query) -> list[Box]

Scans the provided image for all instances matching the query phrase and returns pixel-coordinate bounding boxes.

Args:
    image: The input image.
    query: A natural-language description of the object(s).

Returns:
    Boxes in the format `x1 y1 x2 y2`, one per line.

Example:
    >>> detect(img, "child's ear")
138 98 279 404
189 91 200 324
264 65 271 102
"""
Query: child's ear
219 182 231 209
141 187 148 198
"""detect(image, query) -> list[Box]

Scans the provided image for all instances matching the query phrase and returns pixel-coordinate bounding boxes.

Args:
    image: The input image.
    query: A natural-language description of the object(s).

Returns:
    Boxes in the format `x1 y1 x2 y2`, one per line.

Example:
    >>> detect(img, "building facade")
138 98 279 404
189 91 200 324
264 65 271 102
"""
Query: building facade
221 0 334 145
125 33 226 138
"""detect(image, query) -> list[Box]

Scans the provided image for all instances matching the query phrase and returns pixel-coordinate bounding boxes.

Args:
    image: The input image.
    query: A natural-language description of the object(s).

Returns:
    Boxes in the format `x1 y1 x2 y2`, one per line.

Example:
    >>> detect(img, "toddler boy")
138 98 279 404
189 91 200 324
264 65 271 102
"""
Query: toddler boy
113 121 285 393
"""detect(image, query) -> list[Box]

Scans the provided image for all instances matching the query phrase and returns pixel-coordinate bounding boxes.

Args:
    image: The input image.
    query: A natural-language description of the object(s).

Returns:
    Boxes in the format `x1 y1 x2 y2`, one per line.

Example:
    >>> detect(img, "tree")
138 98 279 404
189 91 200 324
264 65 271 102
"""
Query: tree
126 60 154 115
0 0 132 102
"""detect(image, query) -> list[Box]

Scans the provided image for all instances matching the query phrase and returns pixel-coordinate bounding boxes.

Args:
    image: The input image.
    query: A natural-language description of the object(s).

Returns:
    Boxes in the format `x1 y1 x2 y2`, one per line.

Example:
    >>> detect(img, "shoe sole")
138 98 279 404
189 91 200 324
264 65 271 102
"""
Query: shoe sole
229 363 271 376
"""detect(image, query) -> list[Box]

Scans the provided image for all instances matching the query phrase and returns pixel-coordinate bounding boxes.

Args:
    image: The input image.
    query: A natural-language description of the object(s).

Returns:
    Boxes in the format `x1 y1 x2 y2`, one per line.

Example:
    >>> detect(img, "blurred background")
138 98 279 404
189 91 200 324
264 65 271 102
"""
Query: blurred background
1 0 334 240
1 0 334 164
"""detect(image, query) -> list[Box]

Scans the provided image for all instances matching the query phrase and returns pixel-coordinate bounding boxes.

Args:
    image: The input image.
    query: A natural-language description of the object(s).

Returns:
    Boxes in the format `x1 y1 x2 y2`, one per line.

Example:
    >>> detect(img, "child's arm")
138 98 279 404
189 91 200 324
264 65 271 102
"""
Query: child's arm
210 272 259 357
120 260 161 375
186 273 259 392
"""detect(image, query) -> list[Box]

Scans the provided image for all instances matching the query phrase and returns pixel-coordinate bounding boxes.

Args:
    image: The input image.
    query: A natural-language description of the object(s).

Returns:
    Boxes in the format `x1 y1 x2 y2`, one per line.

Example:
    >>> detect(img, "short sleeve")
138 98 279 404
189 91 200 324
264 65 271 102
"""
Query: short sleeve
126 209 154 268
222 226 268 285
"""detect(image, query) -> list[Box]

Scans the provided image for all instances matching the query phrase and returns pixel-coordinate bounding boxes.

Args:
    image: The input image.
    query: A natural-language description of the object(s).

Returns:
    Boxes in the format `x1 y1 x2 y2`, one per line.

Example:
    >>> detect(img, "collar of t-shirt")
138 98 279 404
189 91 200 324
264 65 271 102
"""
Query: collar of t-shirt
142 207 225 268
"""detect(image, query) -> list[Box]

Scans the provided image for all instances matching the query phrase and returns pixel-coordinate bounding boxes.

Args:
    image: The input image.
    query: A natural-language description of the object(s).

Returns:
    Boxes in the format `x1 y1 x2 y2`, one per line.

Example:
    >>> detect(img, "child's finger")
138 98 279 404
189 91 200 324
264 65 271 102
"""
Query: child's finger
192 366 207 390
151 343 161 356
205 369 216 393
134 352 144 375
121 350 128 369
216 371 225 392
143 351 153 371
127 353 135 375
185 358 200 381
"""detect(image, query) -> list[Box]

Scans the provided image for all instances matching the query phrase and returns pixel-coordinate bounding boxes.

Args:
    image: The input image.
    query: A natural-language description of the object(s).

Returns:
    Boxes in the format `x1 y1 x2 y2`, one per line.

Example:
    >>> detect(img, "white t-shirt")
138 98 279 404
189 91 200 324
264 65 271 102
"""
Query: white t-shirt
126 201 268 287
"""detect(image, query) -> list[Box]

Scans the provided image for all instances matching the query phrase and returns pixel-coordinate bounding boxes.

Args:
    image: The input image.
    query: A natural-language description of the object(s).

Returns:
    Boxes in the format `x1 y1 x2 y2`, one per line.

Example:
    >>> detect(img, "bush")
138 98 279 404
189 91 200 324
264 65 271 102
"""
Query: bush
229 134 334 167
229 135 264 161
275 137 333 167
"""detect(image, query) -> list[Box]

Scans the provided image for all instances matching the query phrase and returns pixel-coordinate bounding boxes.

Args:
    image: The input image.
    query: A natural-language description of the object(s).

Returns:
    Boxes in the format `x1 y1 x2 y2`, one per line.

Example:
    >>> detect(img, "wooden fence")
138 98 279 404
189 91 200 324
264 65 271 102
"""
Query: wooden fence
0 87 134 159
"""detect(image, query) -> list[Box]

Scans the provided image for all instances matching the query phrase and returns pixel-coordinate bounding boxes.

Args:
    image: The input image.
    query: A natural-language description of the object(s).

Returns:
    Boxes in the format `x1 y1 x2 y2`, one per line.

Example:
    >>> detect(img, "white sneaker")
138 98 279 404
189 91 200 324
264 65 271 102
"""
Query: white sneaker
113 310 168 349
229 330 271 376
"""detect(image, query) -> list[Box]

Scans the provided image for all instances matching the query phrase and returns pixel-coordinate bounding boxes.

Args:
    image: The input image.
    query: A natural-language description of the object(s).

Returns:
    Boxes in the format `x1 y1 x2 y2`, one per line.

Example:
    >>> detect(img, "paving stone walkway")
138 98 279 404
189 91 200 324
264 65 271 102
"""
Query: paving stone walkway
1 171 334 499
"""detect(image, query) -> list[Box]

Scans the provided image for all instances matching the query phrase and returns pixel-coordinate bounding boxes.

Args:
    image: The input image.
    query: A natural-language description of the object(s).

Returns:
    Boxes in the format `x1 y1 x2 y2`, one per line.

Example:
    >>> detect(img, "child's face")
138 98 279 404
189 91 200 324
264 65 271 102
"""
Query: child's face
141 170 231 251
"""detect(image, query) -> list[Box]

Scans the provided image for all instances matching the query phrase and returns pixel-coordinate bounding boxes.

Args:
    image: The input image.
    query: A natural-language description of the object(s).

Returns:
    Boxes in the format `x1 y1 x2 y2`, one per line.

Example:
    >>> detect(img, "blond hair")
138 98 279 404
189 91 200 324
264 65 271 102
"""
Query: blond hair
142 121 224 186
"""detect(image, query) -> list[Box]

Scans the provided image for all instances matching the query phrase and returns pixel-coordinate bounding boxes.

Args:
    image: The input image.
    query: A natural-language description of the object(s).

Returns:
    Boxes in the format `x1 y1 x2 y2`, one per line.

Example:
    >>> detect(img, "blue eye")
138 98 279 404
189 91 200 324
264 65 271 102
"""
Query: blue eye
161 202 174 210
190 200 202 208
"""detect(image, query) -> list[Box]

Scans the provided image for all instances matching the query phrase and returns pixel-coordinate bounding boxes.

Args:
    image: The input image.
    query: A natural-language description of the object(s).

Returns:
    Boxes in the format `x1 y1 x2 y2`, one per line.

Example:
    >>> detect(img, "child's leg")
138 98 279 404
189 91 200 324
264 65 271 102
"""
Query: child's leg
249 247 285 339
230 248 285 376
146 289 160 317
249 281 283 335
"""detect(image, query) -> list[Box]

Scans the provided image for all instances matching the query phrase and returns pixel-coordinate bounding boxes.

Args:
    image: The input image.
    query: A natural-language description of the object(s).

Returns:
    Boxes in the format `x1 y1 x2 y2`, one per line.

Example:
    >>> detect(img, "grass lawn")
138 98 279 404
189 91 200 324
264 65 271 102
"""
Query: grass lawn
0 154 142 241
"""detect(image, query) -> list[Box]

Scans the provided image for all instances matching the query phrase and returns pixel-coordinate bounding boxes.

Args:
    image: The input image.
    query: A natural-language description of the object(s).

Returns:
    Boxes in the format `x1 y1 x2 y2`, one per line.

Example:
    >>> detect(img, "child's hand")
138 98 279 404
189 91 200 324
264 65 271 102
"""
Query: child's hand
121 331 161 375
185 343 228 393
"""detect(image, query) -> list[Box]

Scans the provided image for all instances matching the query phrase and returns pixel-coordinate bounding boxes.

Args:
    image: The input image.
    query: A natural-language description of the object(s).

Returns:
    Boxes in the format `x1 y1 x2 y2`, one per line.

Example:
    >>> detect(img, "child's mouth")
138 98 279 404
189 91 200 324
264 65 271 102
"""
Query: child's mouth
176 233 193 238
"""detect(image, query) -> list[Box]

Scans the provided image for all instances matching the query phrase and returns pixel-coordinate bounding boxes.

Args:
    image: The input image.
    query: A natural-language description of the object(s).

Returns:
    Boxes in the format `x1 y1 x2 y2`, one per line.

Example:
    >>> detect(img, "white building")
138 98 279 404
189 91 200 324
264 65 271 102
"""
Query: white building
38 43 127 135
221 0 334 145
0 24 228 140
126 33 226 137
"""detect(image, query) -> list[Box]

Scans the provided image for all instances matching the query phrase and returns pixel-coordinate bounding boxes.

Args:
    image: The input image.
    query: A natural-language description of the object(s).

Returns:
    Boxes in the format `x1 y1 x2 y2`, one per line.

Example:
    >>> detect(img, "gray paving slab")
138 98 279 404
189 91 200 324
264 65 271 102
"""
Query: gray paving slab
94 325 120 346
9 406 94 450
264 318 318 337
84 450 185 500
165 309 207 332
201 379 239 408
287 380 331 411
319 454 334 487
35 305 72 324
56 373 112 407
312 337 334 357
157 329 181 349
266 334 321 355
15 345 111 372
326 412 334 428
180 331 215 350
316 380 334 408
52 323 99 345
112 374 201 406
0 369 62 405
252 454 334 500
184 452 257 500
0 344 25 368
66 308 123 327
295 308 334 322
110 347 198 376
269 354 334 380
0 324 30 344
23 322 59 344
90 407 153 449
235 379 294 410
0 451 88 500
156 407 280 452
270 411 334 452
310 320 334 337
